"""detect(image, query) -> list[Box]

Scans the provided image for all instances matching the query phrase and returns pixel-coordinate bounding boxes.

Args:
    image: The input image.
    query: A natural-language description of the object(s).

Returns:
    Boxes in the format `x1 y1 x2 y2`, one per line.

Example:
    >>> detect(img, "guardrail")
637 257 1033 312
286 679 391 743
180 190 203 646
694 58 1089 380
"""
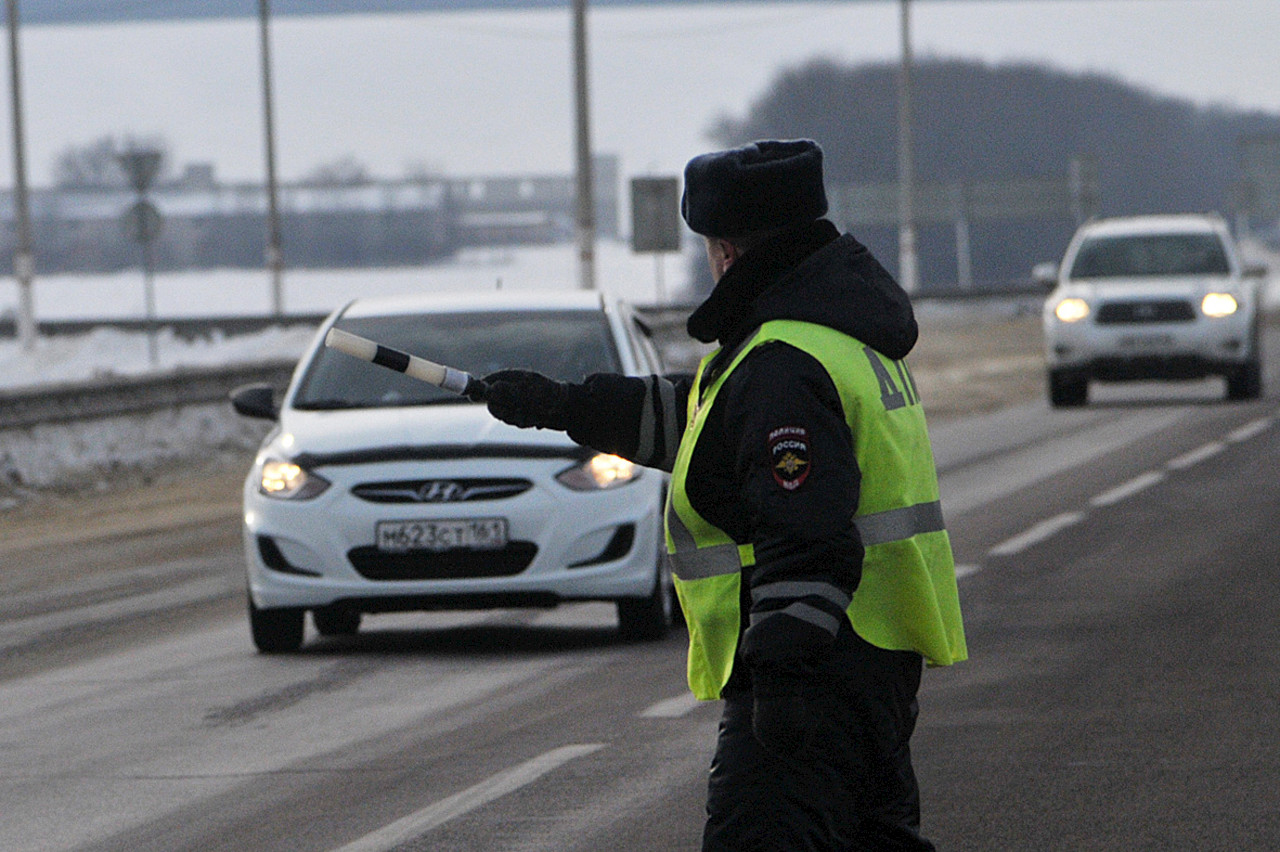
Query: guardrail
0 361 298 431
0 314 330 341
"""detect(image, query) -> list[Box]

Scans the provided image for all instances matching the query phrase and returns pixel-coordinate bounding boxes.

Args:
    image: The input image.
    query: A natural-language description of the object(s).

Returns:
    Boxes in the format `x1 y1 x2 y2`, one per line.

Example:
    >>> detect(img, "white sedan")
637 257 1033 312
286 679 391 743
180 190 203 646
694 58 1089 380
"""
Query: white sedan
231 290 673 652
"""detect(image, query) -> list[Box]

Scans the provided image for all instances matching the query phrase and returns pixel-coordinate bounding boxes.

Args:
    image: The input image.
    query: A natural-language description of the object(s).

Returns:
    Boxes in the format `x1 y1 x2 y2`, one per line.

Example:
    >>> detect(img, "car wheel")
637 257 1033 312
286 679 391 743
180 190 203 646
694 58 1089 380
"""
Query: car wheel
1226 359 1262 401
1048 369 1088 408
312 606 362 637
617 562 674 642
248 595 305 653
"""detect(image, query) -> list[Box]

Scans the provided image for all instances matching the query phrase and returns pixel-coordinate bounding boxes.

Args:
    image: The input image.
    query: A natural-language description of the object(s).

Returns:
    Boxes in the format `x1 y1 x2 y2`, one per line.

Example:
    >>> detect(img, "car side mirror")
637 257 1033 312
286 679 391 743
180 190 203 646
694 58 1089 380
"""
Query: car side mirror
231 383 279 421
1031 262 1060 290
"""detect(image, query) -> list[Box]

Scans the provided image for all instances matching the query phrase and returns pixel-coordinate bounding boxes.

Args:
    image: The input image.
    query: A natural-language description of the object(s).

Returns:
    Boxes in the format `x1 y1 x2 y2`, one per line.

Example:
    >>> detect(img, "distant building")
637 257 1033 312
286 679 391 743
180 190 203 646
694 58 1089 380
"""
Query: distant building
0 155 619 274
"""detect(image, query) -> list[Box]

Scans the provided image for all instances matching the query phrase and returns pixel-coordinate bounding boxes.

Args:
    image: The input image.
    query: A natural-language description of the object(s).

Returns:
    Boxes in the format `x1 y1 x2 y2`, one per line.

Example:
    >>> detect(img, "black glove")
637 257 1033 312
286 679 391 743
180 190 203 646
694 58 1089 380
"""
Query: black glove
751 662 814 758
483 369 572 431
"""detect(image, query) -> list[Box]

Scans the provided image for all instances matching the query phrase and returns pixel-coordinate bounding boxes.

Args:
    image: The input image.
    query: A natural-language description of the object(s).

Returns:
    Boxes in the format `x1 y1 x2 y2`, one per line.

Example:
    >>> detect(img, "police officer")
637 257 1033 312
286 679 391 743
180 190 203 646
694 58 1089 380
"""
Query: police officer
483 139 966 851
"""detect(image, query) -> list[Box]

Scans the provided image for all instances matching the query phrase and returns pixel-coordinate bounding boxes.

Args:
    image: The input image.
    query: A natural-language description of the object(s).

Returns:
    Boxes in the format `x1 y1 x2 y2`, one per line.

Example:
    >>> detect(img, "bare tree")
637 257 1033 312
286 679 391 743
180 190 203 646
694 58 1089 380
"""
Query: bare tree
304 154 370 186
53 134 169 189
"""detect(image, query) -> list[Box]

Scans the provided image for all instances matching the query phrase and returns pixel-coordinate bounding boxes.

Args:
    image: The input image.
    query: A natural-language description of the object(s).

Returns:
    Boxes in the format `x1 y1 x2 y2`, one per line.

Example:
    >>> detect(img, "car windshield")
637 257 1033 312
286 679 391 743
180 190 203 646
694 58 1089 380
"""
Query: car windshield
293 309 622 409
1068 232 1230 279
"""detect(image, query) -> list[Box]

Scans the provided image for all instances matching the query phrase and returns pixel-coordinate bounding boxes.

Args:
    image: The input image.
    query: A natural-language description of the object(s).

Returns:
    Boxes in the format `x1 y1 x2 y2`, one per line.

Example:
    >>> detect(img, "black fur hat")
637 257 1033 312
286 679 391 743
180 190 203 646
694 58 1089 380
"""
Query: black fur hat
681 139 828 238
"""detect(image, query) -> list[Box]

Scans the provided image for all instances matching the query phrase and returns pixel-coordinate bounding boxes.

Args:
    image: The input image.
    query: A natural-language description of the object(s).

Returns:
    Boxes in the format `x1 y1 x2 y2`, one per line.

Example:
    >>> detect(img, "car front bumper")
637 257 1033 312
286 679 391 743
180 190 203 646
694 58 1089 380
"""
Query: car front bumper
242 457 666 612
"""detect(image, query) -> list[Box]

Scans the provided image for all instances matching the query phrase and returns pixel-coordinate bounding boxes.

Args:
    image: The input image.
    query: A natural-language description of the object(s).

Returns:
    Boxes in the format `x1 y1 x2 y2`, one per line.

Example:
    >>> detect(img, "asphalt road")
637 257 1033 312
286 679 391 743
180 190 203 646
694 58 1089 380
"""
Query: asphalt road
3 336 1280 851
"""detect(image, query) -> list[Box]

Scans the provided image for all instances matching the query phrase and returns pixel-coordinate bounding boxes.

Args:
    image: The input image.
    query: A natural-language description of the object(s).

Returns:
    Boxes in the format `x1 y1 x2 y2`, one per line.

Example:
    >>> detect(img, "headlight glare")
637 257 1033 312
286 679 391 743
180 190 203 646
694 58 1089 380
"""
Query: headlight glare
1054 298 1091 323
556 453 639 491
1201 292 1238 318
259 458 330 500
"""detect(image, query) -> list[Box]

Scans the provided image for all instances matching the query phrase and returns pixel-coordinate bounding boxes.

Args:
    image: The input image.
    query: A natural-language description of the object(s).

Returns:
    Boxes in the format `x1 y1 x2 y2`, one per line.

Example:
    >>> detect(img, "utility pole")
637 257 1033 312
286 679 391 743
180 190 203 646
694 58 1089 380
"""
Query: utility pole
571 0 596 290
258 0 284 315
5 0 35 351
896 0 920 294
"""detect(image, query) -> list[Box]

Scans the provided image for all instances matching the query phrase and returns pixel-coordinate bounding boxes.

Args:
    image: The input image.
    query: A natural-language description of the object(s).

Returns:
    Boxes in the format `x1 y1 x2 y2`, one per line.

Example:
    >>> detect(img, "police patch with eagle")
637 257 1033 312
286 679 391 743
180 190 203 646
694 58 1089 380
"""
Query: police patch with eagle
768 426 811 490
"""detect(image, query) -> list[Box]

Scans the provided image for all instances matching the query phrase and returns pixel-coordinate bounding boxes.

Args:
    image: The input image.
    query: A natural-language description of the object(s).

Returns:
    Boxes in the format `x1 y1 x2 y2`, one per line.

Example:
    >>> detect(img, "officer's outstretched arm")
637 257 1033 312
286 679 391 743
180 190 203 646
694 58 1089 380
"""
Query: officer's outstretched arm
484 369 691 471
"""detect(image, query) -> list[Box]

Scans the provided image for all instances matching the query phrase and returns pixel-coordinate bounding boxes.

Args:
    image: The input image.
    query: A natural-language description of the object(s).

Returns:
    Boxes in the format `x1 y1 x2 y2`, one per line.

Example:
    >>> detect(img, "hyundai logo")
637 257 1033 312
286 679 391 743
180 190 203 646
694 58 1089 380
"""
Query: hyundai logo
417 481 466 502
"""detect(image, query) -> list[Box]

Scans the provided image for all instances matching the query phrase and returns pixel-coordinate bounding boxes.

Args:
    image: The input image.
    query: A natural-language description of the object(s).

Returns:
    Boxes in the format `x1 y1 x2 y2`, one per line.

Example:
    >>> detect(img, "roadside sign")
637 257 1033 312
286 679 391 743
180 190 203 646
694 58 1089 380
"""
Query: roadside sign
121 199 163 244
631 177 681 253
1240 135 1280 220
118 149 163 194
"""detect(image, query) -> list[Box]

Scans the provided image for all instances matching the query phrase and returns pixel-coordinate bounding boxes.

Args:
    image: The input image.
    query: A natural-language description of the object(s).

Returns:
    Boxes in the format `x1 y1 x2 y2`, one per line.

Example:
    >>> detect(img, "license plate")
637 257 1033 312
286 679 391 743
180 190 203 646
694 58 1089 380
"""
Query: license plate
376 518 508 553
1118 333 1175 350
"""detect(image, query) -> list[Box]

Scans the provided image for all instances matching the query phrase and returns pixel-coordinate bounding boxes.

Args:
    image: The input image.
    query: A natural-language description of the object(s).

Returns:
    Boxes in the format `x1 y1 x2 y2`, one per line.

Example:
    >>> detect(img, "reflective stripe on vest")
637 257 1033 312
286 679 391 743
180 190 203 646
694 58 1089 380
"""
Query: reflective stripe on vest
666 501 740 581
855 500 946 546
667 320 967 700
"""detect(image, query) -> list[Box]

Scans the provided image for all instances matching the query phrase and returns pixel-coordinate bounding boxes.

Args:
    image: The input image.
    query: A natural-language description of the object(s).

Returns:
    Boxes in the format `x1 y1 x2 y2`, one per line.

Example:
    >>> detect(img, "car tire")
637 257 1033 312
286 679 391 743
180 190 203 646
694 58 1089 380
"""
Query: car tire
312 607 362 637
248 595 305 653
1226 359 1262 401
1048 369 1088 408
617 562 674 642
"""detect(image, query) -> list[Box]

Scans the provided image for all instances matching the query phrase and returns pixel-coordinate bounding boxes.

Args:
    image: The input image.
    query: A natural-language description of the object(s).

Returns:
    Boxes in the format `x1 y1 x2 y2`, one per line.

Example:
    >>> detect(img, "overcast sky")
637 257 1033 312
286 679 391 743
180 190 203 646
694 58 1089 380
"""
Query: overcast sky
7 0 1279 187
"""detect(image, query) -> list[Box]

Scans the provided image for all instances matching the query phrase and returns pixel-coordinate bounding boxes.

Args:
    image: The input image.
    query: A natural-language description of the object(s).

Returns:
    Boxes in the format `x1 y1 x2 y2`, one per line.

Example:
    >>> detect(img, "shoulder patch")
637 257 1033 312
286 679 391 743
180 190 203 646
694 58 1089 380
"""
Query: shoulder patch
768 426 811 491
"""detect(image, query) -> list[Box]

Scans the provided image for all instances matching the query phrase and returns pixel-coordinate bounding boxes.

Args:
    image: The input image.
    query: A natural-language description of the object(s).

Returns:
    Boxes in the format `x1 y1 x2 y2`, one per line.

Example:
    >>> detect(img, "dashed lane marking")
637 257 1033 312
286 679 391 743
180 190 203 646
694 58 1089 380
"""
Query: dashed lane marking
1226 417 1272 444
639 693 702 719
981 412 1276 561
1166 441 1225 471
1089 470 1166 507
988 512 1086 557
329 743 605 852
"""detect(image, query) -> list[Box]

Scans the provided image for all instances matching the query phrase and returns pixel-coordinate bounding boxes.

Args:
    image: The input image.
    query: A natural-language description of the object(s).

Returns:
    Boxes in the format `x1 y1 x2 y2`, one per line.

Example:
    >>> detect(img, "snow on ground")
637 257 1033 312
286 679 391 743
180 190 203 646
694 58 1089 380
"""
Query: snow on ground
0 239 695 392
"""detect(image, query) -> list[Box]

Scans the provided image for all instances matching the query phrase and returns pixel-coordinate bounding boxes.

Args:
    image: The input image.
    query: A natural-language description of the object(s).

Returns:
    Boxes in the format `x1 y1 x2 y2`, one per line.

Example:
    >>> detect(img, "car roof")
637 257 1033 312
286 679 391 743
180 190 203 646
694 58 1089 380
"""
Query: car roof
339 288 613 319
1077 214 1227 238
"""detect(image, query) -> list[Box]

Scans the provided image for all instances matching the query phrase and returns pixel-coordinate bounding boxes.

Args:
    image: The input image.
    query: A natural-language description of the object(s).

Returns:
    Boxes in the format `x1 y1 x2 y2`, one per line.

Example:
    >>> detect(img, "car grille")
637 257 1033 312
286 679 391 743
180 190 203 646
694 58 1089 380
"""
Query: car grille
1095 300 1195 324
351 478 531 503
347 542 538 580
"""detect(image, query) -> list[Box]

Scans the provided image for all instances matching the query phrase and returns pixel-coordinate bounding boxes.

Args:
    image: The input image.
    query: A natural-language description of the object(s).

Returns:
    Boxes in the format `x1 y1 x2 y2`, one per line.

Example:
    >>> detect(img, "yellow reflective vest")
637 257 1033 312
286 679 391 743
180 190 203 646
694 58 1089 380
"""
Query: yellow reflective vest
666 320 967 700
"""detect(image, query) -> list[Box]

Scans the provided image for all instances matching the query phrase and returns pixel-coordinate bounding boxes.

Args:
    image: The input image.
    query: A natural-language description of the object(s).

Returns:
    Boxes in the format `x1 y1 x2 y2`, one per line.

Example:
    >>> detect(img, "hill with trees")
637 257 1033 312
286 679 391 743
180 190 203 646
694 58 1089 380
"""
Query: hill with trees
706 58 1280 291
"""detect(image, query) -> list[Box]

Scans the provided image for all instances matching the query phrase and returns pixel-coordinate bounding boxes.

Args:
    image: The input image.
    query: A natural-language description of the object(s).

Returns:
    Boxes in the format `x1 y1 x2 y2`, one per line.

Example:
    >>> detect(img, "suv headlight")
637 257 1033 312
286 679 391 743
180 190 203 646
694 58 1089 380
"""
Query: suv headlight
1201 293 1238 318
258 458 331 500
556 453 639 491
1054 298 1090 323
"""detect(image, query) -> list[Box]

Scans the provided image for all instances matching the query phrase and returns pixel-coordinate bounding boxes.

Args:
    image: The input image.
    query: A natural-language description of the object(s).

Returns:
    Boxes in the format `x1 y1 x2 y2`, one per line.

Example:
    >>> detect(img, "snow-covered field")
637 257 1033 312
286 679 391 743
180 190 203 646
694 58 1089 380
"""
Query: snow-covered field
0 239 695 392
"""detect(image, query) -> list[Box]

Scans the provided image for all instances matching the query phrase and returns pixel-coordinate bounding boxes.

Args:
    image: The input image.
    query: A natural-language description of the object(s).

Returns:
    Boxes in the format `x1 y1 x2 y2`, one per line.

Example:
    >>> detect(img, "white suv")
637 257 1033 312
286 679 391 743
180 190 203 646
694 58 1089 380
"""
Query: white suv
1040 214 1265 407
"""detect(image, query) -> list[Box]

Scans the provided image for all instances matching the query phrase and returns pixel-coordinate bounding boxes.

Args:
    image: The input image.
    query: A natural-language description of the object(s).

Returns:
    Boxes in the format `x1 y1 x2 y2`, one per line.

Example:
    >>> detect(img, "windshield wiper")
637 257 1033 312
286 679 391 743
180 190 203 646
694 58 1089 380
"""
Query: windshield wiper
292 398 370 411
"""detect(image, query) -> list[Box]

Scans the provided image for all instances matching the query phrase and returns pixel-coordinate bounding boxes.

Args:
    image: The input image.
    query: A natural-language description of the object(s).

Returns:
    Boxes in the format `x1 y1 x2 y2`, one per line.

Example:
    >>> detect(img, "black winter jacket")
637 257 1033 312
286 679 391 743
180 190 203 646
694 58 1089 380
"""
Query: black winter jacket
564 219 918 685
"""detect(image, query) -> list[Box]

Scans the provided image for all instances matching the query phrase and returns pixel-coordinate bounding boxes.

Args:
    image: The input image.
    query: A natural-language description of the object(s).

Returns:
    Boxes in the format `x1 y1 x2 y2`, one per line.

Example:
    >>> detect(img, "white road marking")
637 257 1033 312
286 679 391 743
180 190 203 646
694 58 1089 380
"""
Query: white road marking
1166 441 1226 471
639 692 702 718
1226 417 1272 443
988 512 1085 557
1089 471 1166 507
329 743 605 852
954 564 982 579
977 412 1277 567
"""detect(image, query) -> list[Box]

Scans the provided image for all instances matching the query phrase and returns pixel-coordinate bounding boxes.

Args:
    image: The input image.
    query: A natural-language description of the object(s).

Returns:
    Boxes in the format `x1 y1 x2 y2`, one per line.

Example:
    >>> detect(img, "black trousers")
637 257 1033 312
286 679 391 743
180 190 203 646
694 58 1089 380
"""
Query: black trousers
702 624 936 852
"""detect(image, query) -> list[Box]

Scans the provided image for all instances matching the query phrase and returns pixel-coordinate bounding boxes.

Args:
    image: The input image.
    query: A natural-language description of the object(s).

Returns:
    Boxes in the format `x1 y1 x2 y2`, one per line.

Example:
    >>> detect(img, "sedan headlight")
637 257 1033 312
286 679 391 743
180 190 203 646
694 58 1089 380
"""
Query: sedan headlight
258 458 331 500
1054 298 1091 323
556 453 639 491
1201 292 1239 318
